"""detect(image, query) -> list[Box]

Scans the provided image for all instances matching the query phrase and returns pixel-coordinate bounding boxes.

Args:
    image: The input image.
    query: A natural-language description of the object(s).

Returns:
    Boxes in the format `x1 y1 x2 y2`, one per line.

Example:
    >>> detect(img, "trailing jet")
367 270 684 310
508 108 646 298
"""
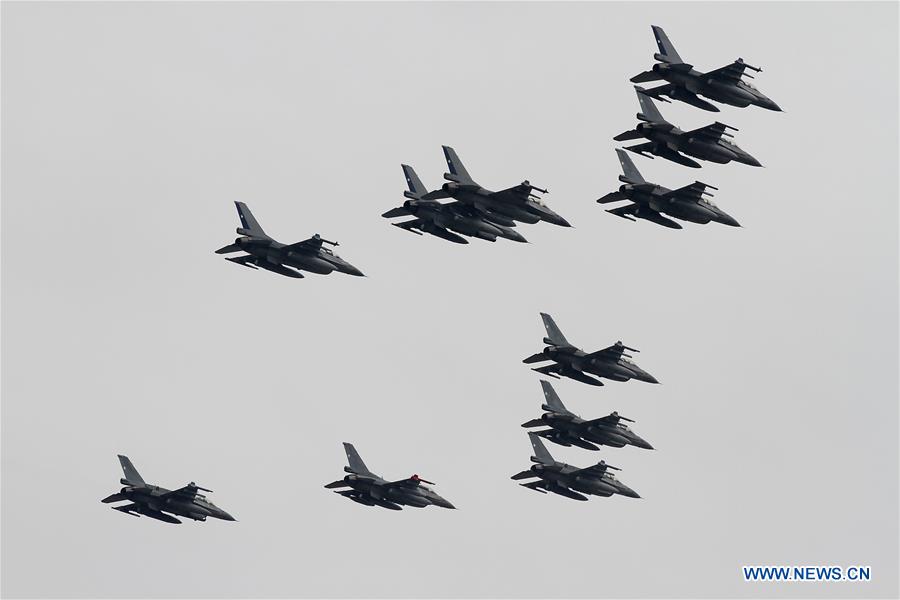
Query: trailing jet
524 313 659 386
614 87 762 168
597 149 740 228
101 455 235 524
631 25 781 112
522 380 654 450
216 202 364 278
512 433 641 501
325 443 455 510
382 164 527 244
418 146 571 227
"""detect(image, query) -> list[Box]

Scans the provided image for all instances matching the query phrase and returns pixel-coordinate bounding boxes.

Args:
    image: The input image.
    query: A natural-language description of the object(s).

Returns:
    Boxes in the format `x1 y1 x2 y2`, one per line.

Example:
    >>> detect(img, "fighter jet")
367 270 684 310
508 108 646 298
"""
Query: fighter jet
631 25 781 112
215 202 364 278
382 164 527 244
597 149 740 228
417 145 571 227
614 87 762 168
523 313 659 386
325 443 455 510
101 455 235 524
512 433 641 501
522 380 654 450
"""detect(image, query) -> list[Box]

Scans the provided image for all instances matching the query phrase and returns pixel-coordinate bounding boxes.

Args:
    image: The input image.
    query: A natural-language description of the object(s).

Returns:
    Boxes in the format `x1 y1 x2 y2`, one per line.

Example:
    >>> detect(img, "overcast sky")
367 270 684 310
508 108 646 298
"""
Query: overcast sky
2 2 898 598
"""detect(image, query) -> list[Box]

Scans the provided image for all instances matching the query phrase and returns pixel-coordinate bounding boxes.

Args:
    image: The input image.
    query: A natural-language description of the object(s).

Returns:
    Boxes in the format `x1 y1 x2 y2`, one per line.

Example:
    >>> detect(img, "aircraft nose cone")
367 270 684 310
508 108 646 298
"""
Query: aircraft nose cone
507 230 528 243
761 98 782 112
740 154 763 167
343 264 365 277
619 486 641 499
541 211 571 227
632 436 655 450
637 371 659 384
431 496 456 509
718 213 741 227
219 511 236 521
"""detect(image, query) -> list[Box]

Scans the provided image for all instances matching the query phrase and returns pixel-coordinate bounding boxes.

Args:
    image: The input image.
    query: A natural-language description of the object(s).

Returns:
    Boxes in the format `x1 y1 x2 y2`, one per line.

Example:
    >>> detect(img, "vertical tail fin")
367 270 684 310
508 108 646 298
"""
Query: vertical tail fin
401 164 428 199
635 87 668 124
651 25 683 64
234 202 268 238
343 443 373 476
441 146 475 185
615 149 646 184
117 455 146 486
539 380 570 414
528 433 556 465
539 313 572 348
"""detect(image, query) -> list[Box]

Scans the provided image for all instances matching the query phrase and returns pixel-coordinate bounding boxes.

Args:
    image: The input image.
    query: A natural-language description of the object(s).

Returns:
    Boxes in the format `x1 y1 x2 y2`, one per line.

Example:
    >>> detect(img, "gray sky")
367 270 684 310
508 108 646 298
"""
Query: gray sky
2 2 898 598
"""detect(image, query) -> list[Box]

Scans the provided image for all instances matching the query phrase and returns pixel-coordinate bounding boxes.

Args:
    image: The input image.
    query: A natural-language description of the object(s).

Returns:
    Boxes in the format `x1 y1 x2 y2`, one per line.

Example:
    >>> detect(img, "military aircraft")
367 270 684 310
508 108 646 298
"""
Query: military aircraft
523 313 659 386
215 202 364 278
512 433 641 501
101 455 235 524
597 149 740 228
417 146 571 227
522 380 654 450
382 164 527 244
631 25 781 112
325 443 455 510
614 87 762 168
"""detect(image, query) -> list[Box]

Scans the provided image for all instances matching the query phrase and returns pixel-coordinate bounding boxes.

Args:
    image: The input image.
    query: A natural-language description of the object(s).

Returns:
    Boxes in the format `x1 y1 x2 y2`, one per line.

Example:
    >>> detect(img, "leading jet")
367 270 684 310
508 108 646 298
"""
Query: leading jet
597 149 740 228
101 455 235 524
418 146 571 228
512 433 641 501
382 164 527 244
523 313 659 386
216 202 364 278
325 443 456 510
631 25 782 112
614 87 762 168
522 380 654 450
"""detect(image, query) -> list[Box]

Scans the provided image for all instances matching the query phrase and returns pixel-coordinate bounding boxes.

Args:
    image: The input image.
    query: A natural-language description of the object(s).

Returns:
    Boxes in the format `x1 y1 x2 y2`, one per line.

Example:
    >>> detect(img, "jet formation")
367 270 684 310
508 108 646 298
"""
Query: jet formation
216 202 364 278
524 313 659 386
614 86 762 168
325 443 455 510
512 433 641 501
631 25 781 112
522 380 654 450
383 145 570 243
598 148 740 228
101 455 235 524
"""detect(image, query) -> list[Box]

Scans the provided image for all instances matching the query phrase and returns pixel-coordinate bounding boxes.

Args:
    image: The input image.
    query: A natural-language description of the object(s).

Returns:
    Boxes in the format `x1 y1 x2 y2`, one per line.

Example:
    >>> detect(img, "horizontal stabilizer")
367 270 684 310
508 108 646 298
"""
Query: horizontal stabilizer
215 243 242 254
382 206 412 218
630 69 663 83
597 190 627 204
511 469 538 480
613 129 644 142
523 352 549 364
